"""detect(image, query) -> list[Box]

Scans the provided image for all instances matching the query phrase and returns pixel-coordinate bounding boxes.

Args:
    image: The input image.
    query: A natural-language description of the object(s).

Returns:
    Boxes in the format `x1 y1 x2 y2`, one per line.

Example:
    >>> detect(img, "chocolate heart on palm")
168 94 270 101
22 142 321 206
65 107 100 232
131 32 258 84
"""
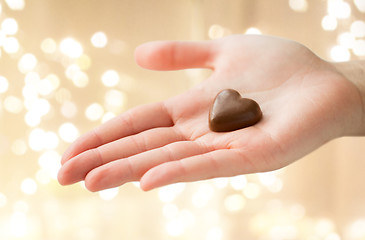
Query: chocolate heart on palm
209 89 263 132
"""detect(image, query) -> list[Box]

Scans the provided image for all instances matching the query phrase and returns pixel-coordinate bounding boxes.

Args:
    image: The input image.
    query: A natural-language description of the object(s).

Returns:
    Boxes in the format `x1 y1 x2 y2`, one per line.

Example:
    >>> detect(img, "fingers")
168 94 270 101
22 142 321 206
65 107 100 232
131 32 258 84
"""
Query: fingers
135 40 217 71
61 102 173 164
140 149 251 191
58 127 184 185
84 141 212 192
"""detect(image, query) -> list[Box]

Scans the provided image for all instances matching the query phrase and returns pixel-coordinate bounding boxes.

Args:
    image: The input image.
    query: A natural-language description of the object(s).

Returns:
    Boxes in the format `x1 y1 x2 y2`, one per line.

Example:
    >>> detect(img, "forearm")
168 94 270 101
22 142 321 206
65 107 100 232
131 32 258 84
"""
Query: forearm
334 60 365 135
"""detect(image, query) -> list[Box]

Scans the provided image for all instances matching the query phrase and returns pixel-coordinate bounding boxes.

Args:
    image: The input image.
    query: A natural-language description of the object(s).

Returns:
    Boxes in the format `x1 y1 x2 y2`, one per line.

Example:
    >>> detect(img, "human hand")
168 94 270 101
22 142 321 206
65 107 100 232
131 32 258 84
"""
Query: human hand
57 35 364 191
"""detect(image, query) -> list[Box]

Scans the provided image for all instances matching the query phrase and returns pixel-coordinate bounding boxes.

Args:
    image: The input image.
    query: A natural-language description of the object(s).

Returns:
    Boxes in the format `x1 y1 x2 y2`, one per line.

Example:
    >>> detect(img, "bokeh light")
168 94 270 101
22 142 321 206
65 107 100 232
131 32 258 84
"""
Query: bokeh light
337 32 355 49
245 27 262 35
330 45 351 61
354 0 365 12
206 227 224 240
4 95 23 113
60 100 78 119
352 40 365 56
322 15 338 31
38 150 61 179
0 192 7 208
11 139 27 155
208 24 227 39
3 36 19 53
288 0 308 12
346 219 365 239
104 89 126 111
91 31 108 48
101 69 120 87
21 178 38 195
1 18 18 35
85 103 104 121
59 38 83 58
5 0 25 10
224 194 246 212
59 122 80 143
0 75 9 93
76 54 92 70
98 187 119 201
243 183 261 199
350 20 365 38
327 0 351 19
40 38 57 54
18 53 38 73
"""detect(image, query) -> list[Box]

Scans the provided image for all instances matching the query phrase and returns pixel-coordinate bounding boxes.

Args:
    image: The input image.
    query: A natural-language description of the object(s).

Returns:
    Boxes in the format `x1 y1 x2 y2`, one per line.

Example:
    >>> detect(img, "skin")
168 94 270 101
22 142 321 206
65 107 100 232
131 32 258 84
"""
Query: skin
57 34 365 192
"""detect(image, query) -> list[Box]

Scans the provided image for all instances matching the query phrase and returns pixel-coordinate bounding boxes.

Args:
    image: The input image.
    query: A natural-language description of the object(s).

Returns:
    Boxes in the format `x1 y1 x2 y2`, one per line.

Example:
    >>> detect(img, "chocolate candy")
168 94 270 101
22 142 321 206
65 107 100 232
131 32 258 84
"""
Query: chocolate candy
209 89 262 132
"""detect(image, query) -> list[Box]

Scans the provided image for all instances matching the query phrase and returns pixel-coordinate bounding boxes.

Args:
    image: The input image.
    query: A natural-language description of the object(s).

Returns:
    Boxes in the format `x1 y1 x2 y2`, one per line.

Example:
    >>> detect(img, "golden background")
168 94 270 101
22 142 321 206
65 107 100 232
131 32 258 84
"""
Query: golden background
0 0 365 239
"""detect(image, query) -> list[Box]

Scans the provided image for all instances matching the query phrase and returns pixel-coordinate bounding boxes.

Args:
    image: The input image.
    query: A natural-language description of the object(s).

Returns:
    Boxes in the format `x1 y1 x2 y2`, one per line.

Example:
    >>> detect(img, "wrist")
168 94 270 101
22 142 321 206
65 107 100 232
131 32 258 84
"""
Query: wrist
334 60 365 135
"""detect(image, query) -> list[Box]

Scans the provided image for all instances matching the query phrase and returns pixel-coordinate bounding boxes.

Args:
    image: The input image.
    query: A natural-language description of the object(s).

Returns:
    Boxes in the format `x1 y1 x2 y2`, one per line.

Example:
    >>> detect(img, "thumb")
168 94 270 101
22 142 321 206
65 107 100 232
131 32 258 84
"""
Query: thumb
134 40 216 71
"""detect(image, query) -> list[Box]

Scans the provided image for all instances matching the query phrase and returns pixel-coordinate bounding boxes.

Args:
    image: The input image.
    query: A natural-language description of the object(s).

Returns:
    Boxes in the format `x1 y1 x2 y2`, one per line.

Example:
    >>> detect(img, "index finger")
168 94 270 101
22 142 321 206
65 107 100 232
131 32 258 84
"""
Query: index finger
61 101 174 164
135 40 217 71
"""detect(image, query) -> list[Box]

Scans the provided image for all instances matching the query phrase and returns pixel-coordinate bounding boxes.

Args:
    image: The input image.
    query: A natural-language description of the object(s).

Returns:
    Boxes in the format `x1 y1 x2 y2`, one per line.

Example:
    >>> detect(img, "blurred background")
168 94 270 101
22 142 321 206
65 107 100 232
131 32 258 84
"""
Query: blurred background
0 0 364 239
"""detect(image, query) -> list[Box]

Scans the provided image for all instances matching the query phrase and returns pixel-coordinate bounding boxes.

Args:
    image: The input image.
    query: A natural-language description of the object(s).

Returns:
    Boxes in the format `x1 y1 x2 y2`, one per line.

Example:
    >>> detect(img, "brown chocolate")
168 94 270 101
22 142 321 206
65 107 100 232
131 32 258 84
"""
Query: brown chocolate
209 89 262 132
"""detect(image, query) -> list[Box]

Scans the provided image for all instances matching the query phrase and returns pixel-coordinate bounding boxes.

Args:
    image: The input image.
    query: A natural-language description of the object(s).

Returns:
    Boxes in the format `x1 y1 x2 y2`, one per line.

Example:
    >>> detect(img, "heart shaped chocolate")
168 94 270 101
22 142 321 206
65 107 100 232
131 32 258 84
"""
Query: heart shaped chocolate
209 89 262 132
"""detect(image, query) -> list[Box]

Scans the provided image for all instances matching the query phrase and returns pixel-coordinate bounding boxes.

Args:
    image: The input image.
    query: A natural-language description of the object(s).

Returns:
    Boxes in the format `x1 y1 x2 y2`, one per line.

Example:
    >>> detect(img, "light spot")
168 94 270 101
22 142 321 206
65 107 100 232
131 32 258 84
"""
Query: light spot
337 32 355 49
105 89 126 110
91 31 108 48
38 150 61 179
327 0 351 19
243 183 261 199
24 111 41 127
224 194 246 212
158 183 185 203
352 40 365 56
229 175 247 190
40 38 57 54
0 76 9 93
322 15 337 31
101 70 119 87
166 219 184 237
61 101 78 118
4 96 23 113
71 71 89 88
10 211 27 237
59 122 79 143
21 178 37 195
206 227 223 240
288 0 308 12
191 183 214 208
18 53 38 73
0 192 7 208
3 36 19 53
330 45 351 61
350 20 365 38
354 0 365 12
1 18 18 35
59 37 83 58
98 187 119 200
85 103 104 121
76 54 92 70
101 112 116 123
11 139 27 155
5 0 25 10
208 24 226 39
245 27 262 35
28 128 46 151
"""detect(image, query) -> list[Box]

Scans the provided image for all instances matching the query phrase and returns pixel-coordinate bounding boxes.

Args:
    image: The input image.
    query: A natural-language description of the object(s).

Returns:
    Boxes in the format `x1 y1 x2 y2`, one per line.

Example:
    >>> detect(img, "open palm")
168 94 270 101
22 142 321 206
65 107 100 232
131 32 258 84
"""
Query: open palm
58 35 362 191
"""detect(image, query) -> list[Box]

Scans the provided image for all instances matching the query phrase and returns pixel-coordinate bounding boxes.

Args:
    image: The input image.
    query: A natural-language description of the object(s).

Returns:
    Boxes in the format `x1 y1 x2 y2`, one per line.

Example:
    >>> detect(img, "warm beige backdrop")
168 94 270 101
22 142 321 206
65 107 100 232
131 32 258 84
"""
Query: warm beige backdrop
0 0 364 239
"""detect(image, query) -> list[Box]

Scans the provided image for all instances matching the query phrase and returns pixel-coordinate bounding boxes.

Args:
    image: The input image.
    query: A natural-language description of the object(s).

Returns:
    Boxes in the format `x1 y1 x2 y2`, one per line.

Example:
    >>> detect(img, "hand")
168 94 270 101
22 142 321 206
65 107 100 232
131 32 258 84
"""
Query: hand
57 35 364 191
